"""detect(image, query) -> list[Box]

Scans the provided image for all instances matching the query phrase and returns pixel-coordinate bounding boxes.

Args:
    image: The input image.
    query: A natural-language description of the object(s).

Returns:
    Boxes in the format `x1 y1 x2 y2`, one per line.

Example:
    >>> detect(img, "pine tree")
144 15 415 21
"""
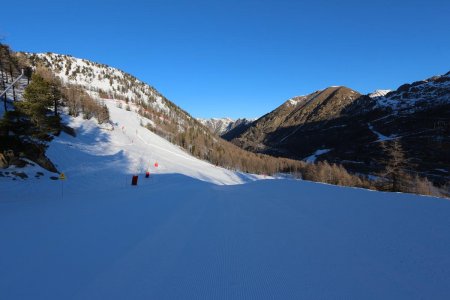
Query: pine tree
17 74 60 132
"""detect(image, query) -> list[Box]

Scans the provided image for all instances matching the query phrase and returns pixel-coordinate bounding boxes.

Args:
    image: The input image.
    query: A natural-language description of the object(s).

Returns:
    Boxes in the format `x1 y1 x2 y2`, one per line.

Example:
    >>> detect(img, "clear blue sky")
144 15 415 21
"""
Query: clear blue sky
2 0 449 119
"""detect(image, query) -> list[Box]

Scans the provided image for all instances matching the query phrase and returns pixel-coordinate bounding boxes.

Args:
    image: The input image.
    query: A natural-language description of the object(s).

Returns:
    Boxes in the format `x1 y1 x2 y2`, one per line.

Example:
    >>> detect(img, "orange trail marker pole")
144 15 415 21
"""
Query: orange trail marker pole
59 173 66 200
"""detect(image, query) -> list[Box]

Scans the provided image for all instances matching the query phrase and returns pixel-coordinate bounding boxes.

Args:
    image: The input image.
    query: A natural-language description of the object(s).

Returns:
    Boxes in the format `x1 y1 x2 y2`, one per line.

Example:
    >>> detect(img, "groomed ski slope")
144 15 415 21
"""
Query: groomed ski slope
1 101 450 299
45 100 264 188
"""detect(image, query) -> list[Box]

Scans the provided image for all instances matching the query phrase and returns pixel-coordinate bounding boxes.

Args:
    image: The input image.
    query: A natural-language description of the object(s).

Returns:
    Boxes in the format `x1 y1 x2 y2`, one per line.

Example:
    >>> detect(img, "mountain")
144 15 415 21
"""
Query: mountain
231 86 363 153
2 47 446 194
21 52 311 177
26 53 181 130
197 117 234 135
230 72 450 184
220 118 254 140
197 117 254 137
368 89 391 98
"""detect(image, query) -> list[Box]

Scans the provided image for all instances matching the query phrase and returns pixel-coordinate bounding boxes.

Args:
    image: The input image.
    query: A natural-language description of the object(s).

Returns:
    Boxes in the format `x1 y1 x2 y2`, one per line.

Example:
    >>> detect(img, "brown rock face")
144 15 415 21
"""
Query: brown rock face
232 86 363 153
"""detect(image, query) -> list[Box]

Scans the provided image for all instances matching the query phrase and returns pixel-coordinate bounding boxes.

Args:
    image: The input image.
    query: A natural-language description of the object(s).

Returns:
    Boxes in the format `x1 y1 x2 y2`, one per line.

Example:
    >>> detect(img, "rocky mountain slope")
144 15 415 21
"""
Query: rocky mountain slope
229 72 450 184
231 86 363 153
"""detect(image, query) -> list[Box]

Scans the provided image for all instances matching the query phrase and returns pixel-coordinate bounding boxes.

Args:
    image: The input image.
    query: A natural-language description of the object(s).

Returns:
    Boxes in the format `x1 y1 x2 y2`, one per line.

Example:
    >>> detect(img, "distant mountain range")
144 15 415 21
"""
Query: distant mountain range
197 117 254 137
224 71 450 184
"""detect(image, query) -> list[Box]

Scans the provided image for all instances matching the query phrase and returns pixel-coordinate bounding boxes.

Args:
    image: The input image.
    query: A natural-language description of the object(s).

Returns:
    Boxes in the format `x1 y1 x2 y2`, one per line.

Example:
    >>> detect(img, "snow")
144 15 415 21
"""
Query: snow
48 101 261 186
283 96 307 107
1 75 28 118
197 117 235 135
1 175 450 299
303 149 331 163
368 89 391 98
368 123 395 141
374 72 450 113
197 117 255 135
1 90 450 299
32 53 170 114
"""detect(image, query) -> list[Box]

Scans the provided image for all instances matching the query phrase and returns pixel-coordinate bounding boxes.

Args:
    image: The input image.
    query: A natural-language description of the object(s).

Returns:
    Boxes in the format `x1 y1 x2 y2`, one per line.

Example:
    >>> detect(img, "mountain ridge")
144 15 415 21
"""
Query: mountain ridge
197 117 254 136
228 72 450 185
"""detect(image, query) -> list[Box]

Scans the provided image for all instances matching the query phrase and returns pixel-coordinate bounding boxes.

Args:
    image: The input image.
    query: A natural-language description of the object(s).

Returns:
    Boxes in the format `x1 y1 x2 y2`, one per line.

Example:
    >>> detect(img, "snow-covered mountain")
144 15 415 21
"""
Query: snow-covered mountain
285 95 308 106
27 53 172 113
375 72 450 113
197 117 235 135
368 89 391 98
197 117 254 136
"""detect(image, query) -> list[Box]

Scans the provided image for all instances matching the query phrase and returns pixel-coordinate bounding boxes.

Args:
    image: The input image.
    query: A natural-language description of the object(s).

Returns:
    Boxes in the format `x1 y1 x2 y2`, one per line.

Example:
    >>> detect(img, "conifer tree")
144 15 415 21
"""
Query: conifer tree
17 74 60 131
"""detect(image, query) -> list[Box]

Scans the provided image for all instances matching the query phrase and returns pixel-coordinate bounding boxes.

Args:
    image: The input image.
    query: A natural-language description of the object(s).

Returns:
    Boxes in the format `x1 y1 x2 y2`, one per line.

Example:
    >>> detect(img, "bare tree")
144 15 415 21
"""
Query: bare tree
1 63 6 112
380 139 411 191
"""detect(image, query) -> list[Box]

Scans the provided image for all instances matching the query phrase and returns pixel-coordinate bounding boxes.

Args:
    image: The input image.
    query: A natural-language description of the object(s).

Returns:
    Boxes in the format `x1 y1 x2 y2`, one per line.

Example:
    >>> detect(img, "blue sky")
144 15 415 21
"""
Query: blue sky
2 0 449 119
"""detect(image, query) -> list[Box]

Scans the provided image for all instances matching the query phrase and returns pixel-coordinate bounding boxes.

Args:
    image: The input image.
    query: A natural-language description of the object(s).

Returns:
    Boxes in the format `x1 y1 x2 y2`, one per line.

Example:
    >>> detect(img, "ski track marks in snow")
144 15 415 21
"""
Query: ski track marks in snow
1 178 450 299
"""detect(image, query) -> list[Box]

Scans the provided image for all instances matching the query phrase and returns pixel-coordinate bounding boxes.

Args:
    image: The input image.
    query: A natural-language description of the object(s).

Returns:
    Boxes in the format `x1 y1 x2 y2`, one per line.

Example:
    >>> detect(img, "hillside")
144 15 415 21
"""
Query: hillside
1 98 263 185
229 73 450 186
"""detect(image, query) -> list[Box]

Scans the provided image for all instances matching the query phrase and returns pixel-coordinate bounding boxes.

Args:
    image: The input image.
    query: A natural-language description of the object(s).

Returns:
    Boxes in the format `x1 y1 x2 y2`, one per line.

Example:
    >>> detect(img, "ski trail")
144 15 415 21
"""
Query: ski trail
135 132 201 164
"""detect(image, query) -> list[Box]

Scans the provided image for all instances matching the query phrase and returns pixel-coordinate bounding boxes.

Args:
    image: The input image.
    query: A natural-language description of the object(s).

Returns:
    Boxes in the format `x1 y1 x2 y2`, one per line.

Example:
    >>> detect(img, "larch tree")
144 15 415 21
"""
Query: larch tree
380 139 410 192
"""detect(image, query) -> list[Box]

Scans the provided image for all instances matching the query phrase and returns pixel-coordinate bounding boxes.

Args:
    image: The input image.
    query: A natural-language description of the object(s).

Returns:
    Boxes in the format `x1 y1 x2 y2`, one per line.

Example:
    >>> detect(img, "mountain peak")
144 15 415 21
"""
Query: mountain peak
198 117 254 136
285 95 307 106
368 90 392 98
